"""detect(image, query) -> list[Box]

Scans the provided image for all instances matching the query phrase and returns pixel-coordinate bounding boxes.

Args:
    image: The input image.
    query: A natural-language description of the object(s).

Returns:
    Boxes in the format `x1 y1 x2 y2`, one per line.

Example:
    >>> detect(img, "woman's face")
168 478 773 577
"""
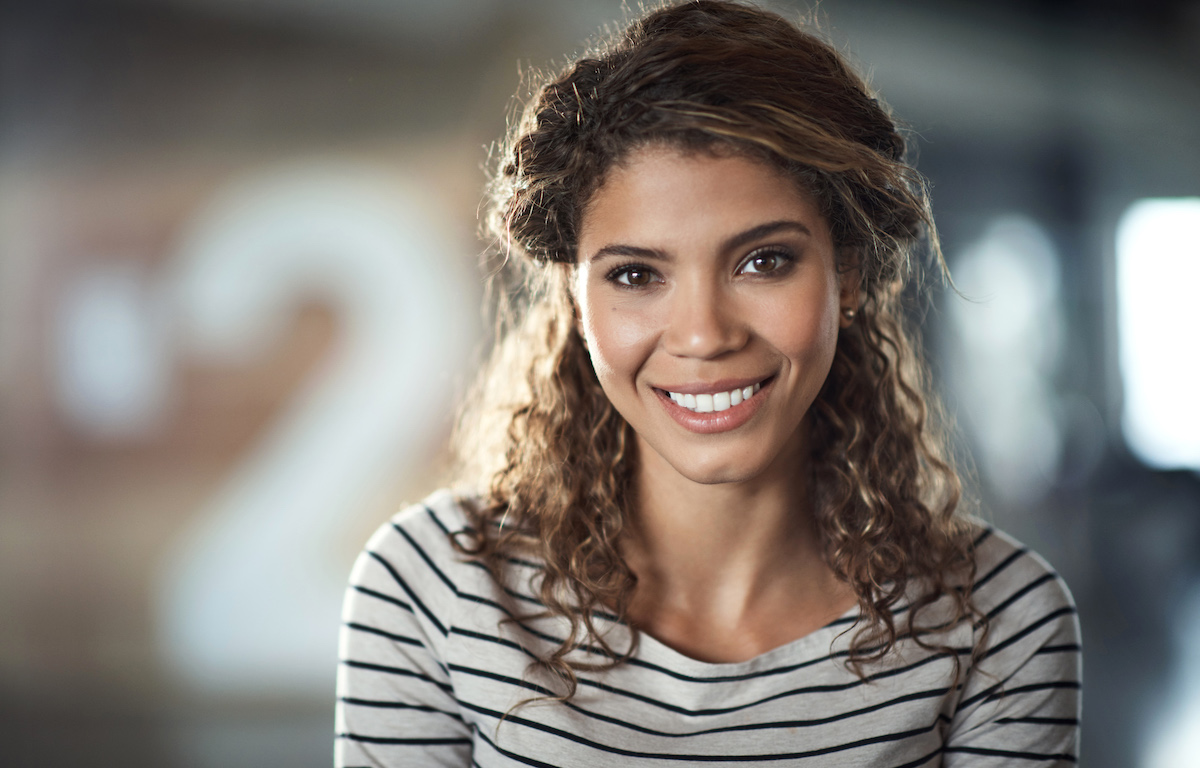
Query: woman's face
574 146 855 487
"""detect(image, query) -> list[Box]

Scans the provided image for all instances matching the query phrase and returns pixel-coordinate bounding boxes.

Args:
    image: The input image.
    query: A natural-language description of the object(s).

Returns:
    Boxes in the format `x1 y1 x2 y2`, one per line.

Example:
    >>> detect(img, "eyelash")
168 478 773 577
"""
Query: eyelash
605 263 661 288
738 247 795 275
604 247 795 289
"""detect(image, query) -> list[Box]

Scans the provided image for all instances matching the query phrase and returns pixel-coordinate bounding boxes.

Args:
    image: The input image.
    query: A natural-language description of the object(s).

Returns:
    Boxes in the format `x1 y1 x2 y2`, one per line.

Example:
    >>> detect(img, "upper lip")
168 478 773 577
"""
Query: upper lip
653 376 772 396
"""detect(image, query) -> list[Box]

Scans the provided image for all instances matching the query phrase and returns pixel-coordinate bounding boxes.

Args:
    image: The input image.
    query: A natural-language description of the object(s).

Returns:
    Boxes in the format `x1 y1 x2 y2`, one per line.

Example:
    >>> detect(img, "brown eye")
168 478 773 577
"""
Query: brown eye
612 265 658 286
740 249 792 275
752 254 779 272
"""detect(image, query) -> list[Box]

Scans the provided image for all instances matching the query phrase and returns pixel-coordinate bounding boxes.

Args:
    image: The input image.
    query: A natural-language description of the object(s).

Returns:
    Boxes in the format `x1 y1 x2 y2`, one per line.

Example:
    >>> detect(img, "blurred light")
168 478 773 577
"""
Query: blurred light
1117 198 1200 471
947 216 1065 503
53 260 170 439
1143 581 1200 768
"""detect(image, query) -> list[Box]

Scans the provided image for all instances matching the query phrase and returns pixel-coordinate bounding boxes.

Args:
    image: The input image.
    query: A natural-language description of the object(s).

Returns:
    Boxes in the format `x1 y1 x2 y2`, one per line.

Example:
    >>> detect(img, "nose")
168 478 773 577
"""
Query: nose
662 280 749 359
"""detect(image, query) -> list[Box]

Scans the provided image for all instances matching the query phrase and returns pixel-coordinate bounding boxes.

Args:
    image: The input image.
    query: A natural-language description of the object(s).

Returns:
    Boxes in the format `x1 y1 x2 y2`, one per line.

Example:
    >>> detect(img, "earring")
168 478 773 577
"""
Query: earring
841 307 857 321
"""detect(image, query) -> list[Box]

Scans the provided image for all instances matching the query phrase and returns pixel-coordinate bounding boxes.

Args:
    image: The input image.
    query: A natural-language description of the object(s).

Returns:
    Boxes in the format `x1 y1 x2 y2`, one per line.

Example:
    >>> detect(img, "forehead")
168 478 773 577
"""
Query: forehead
578 146 828 252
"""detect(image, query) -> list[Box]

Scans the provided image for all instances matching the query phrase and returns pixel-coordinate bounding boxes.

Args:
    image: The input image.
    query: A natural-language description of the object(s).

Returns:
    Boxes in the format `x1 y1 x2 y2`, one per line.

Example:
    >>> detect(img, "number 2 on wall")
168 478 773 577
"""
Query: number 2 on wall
157 161 476 694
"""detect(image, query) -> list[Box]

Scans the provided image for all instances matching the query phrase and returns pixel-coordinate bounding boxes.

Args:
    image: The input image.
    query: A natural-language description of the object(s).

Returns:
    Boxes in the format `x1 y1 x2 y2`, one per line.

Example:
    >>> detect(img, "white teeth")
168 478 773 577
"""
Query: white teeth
667 382 763 413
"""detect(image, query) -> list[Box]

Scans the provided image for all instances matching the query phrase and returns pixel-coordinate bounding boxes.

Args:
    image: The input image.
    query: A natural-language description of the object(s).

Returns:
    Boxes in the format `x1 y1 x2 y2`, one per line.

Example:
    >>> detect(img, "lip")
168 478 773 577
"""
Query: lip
653 376 774 434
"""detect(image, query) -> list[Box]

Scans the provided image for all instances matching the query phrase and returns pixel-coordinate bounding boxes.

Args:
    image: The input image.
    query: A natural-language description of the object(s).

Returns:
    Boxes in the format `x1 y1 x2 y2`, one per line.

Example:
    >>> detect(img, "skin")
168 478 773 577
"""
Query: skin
573 145 861 663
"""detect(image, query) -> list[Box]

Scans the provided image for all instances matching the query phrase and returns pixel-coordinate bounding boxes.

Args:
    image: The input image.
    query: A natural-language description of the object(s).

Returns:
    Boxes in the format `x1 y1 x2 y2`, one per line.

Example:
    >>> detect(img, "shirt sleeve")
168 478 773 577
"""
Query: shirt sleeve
335 504 473 768
944 540 1082 766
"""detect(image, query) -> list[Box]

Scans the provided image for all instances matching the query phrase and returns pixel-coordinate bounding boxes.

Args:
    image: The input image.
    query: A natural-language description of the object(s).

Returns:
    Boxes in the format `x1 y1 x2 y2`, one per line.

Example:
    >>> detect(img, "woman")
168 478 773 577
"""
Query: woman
335 2 1081 765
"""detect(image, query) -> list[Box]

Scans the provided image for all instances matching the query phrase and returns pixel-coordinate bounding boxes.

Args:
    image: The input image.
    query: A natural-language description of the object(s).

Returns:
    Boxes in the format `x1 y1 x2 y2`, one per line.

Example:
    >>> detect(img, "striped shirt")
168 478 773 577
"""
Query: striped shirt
336 490 1081 767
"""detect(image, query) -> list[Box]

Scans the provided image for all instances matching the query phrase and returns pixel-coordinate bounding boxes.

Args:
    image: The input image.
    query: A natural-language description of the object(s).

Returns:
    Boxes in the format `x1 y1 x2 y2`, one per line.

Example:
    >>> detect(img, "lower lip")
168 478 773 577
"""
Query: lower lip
654 379 772 434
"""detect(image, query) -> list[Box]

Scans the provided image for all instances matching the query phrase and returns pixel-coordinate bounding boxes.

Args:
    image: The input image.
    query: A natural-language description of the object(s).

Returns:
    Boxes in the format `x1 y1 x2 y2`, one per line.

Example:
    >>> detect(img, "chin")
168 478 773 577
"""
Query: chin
668 452 771 487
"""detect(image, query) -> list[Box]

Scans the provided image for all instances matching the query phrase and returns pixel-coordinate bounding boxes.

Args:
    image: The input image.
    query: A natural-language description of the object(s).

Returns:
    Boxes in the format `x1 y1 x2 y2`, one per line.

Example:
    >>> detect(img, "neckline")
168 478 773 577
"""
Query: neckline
630 601 862 677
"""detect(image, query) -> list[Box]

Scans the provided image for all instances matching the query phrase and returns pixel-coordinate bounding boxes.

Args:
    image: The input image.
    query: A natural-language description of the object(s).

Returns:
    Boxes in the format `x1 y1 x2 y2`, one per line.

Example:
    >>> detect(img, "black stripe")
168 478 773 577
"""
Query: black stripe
341 659 454 693
346 618 452 679
345 622 424 647
995 715 1079 726
943 745 1076 762
1039 643 1082 654
958 677 1080 711
503 555 544 570
472 727 561 768
366 550 447 636
464 554 546 575
889 745 943 768
339 696 464 719
981 606 1078 661
458 580 550 614
973 547 1029 592
424 504 546 570
972 527 994 548
424 503 456 537
337 732 471 746
978 573 1056 625
470 712 944 762
460 559 622 623
986 680 1082 702
393 522 460 596
351 584 412 613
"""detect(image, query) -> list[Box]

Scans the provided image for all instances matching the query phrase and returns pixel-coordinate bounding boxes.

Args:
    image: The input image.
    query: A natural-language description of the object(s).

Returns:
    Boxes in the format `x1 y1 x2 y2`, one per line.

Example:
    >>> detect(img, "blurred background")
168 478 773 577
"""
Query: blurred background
0 0 1197 765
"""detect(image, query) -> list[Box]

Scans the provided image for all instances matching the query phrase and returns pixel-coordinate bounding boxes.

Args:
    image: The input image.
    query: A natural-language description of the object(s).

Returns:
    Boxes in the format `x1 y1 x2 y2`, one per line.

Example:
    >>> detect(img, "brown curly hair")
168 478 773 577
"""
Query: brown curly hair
453 0 983 700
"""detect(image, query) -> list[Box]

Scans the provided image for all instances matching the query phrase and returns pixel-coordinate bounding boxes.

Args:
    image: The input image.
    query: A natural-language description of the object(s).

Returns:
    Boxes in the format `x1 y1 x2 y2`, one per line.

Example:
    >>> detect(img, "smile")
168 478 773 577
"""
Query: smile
666 382 763 413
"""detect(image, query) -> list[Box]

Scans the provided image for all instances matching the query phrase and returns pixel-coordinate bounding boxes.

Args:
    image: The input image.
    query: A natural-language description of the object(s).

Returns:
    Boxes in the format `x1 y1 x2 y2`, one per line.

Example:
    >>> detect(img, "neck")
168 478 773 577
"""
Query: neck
623 431 835 629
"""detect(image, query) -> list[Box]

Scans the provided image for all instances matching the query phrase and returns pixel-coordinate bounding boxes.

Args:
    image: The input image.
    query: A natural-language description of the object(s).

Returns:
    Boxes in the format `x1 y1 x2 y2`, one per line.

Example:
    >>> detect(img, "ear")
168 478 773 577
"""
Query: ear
837 260 862 329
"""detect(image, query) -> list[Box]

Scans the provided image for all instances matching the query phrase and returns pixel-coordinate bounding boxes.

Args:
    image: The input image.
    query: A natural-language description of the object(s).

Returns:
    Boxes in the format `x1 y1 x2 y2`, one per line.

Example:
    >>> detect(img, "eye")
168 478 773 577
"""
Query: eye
739 248 792 275
608 264 660 287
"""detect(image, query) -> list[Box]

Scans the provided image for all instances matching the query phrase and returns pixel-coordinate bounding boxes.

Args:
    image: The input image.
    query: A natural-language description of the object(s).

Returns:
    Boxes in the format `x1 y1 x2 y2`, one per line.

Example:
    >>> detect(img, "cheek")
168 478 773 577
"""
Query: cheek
769 295 840 367
581 299 659 388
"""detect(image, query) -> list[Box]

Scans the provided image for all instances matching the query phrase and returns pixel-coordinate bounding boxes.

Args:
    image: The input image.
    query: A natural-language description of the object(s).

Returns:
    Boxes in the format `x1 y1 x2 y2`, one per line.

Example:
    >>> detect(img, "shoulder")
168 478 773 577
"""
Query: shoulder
968 525 1078 636
958 524 1081 713
345 489 487 644
363 488 475 564
943 527 1082 762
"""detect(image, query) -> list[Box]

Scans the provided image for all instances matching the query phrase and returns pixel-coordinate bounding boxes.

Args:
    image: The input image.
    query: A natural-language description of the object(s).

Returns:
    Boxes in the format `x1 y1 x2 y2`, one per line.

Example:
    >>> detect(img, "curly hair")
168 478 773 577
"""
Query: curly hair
453 0 984 701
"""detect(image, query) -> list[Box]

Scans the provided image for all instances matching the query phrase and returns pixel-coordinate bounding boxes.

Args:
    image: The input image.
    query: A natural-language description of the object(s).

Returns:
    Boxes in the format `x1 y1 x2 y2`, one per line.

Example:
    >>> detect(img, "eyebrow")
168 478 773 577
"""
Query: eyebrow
586 219 813 263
